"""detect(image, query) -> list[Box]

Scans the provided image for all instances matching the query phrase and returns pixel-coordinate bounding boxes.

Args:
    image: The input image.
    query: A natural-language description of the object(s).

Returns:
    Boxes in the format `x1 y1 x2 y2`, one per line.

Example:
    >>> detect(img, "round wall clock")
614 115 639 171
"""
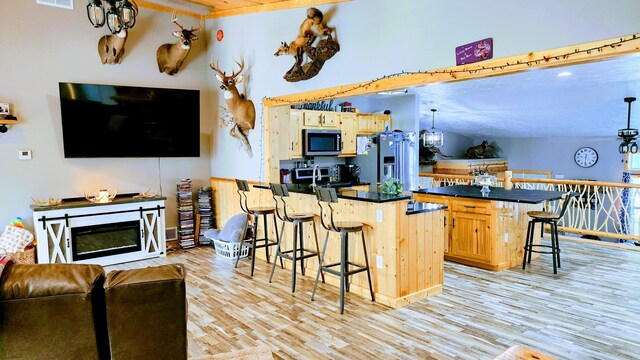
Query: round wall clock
574 147 598 168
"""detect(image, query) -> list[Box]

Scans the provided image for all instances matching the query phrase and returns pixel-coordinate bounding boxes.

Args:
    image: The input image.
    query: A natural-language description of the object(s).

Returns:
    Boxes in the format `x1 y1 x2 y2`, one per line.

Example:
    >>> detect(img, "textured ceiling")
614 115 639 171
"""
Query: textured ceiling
411 54 640 138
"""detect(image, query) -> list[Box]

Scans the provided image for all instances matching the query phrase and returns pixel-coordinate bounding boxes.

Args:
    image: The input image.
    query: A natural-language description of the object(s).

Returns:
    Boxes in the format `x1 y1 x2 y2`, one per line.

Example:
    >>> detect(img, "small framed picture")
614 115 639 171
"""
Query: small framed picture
0 103 9 115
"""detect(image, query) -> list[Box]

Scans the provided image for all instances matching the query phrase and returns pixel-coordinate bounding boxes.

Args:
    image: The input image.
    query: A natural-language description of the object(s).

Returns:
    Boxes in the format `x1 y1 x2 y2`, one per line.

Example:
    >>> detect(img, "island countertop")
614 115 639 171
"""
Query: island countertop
414 185 564 204
253 183 411 203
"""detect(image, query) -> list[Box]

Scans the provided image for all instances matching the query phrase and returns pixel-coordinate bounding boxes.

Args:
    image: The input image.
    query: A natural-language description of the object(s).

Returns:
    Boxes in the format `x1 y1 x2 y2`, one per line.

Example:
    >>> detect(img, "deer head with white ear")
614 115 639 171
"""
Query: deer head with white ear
156 10 203 75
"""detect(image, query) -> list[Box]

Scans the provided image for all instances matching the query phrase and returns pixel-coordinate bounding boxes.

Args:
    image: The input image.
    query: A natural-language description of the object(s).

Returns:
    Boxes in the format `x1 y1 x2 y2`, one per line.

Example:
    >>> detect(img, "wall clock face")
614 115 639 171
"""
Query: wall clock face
574 147 598 168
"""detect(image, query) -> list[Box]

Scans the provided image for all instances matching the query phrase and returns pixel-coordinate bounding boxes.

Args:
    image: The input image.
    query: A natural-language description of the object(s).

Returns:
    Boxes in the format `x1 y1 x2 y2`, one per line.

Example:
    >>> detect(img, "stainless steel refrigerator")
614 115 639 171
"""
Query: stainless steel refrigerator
348 132 418 191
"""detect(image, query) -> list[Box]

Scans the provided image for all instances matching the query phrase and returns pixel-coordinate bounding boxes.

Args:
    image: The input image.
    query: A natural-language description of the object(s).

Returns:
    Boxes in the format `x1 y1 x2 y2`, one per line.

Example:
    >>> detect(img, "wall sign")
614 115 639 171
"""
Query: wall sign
456 38 493 65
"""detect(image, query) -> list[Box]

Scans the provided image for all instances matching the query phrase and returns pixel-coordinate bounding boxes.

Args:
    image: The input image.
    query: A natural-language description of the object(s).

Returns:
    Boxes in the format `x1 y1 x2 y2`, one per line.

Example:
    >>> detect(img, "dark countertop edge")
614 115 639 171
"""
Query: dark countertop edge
412 188 564 204
253 183 410 203
406 203 448 215
31 195 167 211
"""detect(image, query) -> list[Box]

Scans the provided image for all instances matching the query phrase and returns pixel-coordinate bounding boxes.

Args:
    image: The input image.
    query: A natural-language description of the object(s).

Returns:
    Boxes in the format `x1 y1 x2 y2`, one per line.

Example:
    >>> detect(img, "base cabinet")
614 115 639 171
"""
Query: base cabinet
415 193 542 271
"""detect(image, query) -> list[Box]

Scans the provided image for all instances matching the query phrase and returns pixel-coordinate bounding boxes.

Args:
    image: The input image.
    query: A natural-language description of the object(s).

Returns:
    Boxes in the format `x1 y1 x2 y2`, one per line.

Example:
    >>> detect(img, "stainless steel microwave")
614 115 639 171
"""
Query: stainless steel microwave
303 129 342 156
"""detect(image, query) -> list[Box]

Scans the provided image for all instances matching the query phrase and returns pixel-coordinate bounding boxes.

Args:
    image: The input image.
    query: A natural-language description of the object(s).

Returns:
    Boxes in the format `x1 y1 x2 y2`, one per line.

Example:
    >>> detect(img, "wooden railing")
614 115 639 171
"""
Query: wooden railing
419 173 640 243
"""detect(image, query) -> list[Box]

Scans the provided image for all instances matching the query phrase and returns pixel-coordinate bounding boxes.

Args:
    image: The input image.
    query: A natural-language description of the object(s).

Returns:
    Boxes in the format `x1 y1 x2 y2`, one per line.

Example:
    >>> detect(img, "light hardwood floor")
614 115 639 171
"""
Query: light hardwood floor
106 240 640 359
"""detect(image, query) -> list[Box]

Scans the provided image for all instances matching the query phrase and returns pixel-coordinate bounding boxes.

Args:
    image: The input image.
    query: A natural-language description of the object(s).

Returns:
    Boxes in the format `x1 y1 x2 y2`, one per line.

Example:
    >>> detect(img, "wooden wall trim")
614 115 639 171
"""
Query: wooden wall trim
210 176 261 185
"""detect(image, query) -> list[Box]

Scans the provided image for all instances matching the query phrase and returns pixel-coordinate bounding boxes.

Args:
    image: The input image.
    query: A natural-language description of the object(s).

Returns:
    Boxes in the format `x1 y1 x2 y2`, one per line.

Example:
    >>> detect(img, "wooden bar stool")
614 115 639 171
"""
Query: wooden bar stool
268 183 325 292
311 187 374 314
235 179 282 276
522 192 576 274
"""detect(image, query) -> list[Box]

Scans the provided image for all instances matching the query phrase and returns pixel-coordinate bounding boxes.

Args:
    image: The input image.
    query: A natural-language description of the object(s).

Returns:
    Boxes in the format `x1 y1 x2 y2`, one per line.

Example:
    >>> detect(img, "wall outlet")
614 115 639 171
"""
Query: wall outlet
376 255 383 269
18 149 32 160
503 233 509 243
376 210 383 222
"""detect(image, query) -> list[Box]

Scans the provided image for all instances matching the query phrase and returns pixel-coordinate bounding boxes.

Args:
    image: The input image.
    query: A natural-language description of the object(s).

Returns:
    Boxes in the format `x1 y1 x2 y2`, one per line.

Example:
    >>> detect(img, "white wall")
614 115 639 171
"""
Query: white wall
206 0 640 182
477 136 625 182
0 2 213 229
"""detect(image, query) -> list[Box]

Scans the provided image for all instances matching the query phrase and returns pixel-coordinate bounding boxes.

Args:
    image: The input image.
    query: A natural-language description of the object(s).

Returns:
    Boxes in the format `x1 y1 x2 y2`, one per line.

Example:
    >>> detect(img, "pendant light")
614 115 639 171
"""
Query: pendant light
618 97 638 154
86 0 138 34
423 109 444 147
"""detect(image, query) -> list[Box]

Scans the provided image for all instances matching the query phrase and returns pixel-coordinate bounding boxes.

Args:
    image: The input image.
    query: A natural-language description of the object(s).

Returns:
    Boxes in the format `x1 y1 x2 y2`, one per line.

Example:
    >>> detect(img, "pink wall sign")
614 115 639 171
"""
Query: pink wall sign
456 38 493 65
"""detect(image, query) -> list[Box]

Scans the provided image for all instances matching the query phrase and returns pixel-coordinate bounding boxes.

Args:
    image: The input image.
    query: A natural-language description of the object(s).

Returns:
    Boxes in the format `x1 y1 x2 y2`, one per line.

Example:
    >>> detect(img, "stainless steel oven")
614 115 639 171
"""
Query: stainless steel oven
303 129 342 156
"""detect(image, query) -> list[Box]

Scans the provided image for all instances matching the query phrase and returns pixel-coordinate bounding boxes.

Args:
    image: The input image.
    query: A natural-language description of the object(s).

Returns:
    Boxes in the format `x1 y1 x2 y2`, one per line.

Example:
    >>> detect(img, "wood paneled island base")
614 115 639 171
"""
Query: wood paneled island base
211 178 445 308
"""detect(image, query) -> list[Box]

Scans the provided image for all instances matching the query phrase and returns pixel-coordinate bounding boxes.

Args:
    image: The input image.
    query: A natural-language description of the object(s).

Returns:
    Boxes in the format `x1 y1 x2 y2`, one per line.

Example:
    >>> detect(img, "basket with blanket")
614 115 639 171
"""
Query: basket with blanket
0 217 36 264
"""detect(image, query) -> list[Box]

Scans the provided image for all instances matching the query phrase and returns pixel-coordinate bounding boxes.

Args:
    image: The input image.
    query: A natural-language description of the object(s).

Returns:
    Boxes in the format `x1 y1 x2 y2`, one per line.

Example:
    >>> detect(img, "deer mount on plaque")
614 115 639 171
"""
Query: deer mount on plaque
274 7 339 82
156 11 204 75
211 59 255 158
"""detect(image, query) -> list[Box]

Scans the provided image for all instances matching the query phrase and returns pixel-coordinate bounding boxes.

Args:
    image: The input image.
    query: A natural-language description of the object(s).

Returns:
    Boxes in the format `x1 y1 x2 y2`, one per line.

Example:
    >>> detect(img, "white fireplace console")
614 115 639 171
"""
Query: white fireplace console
32 196 166 266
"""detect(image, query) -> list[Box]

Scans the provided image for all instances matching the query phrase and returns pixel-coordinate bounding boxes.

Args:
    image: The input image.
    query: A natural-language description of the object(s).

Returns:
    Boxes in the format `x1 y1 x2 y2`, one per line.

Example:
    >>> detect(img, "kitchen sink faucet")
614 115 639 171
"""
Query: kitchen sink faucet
312 165 322 188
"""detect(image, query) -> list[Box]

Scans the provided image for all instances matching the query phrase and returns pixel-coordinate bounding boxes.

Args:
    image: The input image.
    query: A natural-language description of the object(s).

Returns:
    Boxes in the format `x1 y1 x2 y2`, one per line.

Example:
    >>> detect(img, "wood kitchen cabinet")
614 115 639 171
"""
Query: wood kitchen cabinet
373 114 391 132
339 112 357 156
357 113 392 134
414 193 541 271
290 110 303 158
302 110 339 128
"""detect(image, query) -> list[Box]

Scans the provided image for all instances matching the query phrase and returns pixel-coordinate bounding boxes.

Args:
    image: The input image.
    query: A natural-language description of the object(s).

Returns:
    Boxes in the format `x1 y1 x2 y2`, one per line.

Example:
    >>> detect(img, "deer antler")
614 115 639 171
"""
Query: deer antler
191 16 204 32
209 59 226 77
171 10 185 30
230 59 245 79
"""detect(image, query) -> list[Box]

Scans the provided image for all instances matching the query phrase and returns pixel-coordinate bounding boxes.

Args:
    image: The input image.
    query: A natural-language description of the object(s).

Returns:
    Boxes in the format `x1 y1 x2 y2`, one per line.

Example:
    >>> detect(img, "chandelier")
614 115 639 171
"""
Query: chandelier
86 0 138 34
422 109 444 147
618 97 638 154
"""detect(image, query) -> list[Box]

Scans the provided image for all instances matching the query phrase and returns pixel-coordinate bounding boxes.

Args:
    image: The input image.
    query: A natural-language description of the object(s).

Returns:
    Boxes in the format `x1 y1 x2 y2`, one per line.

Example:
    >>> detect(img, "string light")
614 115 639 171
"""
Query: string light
264 34 639 105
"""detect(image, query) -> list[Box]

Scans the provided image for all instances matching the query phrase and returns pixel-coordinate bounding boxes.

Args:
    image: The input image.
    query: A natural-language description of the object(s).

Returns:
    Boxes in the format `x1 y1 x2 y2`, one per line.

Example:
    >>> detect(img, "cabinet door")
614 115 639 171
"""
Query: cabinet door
373 114 391 132
413 194 450 254
443 209 450 254
303 110 323 127
357 114 376 133
290 110 303 158
451 211 491 262
321 112 339 128
340 113 357 156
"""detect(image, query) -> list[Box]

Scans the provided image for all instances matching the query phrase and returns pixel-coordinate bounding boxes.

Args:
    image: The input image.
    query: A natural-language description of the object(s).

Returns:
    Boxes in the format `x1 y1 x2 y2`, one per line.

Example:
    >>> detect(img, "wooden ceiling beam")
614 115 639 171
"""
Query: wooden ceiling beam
208 0 352 18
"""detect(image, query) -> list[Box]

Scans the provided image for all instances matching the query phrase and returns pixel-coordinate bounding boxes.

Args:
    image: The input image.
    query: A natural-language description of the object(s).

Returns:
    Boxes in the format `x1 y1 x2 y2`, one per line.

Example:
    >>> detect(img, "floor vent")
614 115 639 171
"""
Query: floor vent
36 0 73 10
166 227 178 241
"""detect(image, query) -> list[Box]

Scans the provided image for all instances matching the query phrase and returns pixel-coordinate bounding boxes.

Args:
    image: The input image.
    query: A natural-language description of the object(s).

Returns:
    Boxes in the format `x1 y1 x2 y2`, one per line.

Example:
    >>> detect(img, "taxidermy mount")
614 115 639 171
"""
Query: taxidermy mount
274 7 339 82
211 59 255 157
98 29 128 64
156 11 203 75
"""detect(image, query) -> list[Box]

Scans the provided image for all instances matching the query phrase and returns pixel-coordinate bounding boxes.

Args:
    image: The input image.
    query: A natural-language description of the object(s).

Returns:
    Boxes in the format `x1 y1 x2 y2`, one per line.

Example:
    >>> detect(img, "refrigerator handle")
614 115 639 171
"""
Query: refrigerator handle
396 141 403 181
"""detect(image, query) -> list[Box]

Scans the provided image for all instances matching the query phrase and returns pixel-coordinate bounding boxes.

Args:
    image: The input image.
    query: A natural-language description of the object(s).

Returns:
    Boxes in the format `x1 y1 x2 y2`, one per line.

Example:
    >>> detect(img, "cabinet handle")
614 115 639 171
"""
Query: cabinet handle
291 142 294 151
452 218 456 229
444 216 447 227
464 205 477 209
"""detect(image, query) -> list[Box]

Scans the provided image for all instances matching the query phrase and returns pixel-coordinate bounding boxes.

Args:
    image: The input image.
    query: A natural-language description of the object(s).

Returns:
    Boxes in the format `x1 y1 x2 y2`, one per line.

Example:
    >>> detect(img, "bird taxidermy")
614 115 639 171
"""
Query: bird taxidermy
211 58 255 158
156 11 204 75
274 7 339 82
98 29 129 64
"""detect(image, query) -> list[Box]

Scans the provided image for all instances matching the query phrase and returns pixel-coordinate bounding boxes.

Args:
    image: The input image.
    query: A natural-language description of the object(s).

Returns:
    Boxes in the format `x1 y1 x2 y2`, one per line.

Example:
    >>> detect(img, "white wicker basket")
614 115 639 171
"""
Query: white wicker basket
211 238 250 260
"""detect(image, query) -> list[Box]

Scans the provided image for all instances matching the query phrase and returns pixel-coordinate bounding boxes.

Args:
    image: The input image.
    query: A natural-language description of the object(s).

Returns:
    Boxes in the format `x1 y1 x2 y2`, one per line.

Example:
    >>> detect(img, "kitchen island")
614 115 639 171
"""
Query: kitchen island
414 185 565 271
210 177 446 308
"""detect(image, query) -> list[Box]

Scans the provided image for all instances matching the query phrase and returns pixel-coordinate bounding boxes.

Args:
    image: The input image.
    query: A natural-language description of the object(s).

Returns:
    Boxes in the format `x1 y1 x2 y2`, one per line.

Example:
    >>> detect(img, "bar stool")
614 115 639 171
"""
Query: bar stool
522 192 576 274
235 179 282 276
311 187 374 314
268 183 325 292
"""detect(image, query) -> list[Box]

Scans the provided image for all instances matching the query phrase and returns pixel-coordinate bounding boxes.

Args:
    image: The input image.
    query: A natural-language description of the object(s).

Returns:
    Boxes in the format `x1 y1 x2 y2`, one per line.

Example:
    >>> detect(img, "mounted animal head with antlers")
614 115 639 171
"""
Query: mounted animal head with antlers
210 59 256 157
156 11 203 75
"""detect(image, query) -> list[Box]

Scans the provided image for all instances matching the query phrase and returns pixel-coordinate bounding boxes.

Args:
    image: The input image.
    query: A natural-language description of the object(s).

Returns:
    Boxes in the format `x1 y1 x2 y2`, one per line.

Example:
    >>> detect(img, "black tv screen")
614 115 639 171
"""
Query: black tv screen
59 82 200 158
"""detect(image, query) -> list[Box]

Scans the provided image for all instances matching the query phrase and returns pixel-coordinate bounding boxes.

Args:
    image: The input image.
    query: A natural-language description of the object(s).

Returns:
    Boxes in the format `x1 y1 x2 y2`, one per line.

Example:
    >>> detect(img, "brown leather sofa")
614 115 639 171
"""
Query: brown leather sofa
0 263 186 360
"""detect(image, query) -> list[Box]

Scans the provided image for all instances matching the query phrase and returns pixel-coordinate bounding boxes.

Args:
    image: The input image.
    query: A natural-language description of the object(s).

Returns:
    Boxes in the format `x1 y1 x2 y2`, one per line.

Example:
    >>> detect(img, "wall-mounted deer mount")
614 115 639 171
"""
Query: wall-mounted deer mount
156 11 203 75
210 59 256 158
274 7 339 82
98 29 128 64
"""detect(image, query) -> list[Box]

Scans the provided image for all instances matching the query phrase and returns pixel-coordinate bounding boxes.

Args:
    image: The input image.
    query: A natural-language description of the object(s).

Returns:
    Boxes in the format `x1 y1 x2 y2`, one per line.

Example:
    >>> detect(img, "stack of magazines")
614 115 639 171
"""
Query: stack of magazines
197 186 213 245
177 179 195 249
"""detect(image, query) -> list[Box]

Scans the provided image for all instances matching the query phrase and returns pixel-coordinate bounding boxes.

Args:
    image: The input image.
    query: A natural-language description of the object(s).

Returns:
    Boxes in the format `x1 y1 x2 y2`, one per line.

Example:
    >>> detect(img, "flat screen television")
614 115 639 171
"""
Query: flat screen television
59 82 200 158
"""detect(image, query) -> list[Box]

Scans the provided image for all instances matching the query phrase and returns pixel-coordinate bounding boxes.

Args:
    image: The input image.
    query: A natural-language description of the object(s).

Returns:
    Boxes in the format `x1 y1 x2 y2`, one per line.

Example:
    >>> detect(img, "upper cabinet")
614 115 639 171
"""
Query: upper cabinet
302 110 339 128
339 112 357 156
357 114 391 134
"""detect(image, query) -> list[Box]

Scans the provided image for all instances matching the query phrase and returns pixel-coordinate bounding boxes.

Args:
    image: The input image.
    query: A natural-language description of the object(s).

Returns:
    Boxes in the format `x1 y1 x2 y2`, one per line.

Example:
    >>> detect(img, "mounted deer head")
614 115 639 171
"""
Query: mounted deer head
98 29 128 64
210 58 256 157
156 11 203 75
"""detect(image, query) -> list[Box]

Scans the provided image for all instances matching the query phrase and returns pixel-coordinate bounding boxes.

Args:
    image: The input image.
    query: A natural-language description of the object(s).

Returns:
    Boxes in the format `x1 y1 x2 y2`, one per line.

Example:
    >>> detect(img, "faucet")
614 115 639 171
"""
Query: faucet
312 165 322 188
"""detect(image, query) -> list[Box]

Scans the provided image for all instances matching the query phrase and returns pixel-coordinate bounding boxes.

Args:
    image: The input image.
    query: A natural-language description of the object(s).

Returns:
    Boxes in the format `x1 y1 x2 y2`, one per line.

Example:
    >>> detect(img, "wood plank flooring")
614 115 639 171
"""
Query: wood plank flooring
106 240 640 359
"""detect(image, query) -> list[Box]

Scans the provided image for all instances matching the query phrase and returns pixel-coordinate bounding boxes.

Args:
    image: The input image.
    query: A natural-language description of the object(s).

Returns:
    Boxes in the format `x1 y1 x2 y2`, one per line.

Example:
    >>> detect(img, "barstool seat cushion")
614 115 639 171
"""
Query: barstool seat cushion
527 211 560 220
289 213 316 221
335 221 364 231
249 206 275 214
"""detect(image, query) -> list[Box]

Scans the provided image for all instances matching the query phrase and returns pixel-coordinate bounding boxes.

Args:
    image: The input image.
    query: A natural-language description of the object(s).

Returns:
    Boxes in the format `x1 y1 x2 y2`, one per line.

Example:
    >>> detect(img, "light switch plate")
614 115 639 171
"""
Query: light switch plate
18 149 32 160
376 255 383 269
503 233 509 243
376 210 383 222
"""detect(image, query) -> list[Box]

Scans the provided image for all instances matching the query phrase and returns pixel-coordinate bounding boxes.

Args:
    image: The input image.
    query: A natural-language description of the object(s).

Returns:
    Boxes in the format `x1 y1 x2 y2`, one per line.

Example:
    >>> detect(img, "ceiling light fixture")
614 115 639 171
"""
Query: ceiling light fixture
87 0 138 34
618 97 638 154
422 109 444 148
557 71 572 77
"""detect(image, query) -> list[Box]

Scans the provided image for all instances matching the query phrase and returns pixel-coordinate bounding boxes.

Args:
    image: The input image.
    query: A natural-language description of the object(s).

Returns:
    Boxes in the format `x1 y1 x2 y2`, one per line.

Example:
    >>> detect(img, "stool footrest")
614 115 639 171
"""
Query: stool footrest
321 262 368 277
278 249 321 261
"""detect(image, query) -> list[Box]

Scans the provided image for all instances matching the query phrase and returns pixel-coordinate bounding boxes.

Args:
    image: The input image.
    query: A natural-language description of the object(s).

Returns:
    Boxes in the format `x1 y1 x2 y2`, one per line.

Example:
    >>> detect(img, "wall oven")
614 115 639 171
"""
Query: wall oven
303 129 342 156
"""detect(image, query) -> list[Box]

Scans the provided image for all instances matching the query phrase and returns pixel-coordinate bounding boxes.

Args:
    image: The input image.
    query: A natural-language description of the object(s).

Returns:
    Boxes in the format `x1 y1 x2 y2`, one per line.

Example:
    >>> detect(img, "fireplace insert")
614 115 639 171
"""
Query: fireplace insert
71 221 142 261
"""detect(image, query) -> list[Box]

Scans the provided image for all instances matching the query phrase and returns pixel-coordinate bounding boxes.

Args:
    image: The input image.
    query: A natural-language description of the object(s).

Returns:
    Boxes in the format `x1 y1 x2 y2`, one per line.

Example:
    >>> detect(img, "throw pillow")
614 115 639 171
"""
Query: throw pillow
0 225 34 254
218 214 248 243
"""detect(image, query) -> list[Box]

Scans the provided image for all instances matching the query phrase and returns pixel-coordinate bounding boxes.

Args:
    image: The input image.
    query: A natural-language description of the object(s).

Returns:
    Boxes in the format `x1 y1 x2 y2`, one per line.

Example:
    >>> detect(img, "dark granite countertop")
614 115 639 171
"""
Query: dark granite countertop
406 202 448 215
253 183 410 203
413 185 564 204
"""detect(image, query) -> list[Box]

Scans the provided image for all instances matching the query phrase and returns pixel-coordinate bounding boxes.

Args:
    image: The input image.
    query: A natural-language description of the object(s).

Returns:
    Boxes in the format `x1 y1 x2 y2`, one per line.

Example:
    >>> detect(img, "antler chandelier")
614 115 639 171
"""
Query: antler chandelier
619 97 638 154
86 0 138 34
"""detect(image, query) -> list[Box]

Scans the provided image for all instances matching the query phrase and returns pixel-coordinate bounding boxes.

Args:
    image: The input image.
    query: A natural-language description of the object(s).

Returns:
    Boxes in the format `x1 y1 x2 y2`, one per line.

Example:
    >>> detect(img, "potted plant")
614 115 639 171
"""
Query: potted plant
380 178 404 194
